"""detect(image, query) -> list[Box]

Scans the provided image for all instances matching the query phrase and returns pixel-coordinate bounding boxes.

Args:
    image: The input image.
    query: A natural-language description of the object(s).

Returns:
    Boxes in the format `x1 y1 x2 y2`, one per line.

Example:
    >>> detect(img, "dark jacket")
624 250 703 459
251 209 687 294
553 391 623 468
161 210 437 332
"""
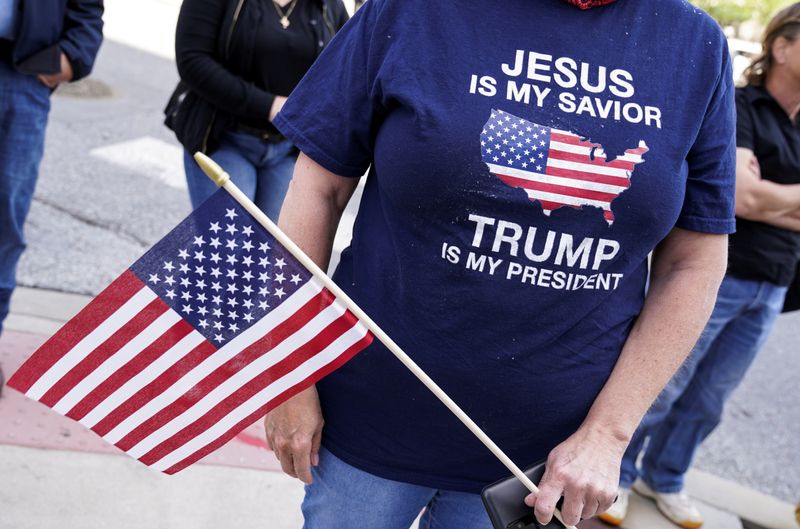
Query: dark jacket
166 0 348 154
10 0 104 81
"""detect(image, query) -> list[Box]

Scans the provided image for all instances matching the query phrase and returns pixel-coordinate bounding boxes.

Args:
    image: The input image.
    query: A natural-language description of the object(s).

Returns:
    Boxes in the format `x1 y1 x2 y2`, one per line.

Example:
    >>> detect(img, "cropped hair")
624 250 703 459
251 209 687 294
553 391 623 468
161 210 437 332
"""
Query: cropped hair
745 3 800 86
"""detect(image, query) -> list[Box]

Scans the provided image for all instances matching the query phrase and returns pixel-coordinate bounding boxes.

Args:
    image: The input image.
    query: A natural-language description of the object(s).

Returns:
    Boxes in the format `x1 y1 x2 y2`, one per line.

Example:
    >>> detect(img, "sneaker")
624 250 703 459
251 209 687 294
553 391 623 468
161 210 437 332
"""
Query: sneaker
633 480 703 529
597 487 630 526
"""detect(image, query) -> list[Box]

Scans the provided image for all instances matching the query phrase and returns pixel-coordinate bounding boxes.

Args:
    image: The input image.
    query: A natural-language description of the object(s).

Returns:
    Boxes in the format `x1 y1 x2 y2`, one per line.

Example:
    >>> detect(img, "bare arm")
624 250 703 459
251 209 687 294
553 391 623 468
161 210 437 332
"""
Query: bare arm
263 153 359 484
764 208 800 231
736 147 800 221
529 228 728 526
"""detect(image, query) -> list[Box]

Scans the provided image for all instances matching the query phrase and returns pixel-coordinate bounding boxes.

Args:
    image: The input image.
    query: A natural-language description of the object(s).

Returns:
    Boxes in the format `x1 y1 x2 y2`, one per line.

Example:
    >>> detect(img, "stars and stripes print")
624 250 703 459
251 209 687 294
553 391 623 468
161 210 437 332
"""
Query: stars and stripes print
8 189 373 474
481 109 649 225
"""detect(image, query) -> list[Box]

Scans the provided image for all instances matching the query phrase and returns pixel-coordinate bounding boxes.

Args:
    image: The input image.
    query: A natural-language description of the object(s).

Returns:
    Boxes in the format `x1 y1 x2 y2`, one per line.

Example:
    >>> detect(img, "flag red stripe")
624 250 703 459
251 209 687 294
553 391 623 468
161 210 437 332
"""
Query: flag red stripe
550 131 597 146
537 199 575 212
115 289 336 451
497 174 620 203
38 297 169 407
7 270 144 393
543 166 632 187
66 320 195 421
91 340 217 436
138 309 361 466
162 324 374 474
548 149 638 171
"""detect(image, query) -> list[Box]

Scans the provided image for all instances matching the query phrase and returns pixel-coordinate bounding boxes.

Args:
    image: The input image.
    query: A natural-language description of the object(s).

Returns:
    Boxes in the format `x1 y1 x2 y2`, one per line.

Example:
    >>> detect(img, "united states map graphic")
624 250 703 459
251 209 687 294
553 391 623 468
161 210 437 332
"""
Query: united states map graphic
481 109 649 225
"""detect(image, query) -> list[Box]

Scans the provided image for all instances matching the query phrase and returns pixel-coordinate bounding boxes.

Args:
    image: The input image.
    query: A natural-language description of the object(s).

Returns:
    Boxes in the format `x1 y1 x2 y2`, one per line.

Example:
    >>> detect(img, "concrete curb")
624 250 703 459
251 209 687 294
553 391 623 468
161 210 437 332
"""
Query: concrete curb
686 469 797 529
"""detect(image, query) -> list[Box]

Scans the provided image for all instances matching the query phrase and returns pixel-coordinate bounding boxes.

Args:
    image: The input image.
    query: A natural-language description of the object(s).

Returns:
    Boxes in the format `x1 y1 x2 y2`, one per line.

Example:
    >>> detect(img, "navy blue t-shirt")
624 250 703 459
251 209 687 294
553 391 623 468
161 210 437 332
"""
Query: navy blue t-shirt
274 0 736 493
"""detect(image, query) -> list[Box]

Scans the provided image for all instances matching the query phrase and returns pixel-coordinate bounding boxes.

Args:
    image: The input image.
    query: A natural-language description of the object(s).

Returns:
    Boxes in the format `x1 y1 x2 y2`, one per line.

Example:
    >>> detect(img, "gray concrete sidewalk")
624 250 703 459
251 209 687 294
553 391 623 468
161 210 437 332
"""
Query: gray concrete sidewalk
2 286 797 529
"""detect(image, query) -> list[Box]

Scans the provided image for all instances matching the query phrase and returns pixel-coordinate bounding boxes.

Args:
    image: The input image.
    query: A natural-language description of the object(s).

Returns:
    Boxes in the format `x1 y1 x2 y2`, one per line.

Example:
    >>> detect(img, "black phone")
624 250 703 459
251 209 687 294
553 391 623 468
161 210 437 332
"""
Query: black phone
481 461 564 529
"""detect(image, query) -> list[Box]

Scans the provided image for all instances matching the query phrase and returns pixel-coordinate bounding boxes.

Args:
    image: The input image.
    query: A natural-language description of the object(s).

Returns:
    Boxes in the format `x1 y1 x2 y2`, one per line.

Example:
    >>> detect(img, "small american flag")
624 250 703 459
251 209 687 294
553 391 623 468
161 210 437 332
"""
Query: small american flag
8 188 373 474
481 109 648 225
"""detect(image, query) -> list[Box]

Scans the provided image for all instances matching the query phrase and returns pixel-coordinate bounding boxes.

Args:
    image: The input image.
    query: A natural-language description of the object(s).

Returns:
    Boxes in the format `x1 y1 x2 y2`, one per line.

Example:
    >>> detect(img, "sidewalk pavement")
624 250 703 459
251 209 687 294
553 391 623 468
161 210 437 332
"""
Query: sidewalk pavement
1 286 797 529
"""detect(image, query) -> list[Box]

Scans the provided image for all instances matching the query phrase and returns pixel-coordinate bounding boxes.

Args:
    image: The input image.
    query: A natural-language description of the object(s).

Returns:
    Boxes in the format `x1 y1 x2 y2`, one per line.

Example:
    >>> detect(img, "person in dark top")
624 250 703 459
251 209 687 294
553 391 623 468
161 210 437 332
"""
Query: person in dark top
0 0 104 395
601 5 800 528
166 0 349 219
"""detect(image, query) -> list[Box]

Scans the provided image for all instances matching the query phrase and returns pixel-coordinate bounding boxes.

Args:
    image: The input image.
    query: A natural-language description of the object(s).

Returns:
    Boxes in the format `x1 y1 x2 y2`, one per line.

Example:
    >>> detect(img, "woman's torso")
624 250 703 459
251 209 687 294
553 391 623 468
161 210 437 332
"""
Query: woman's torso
276 0 737 492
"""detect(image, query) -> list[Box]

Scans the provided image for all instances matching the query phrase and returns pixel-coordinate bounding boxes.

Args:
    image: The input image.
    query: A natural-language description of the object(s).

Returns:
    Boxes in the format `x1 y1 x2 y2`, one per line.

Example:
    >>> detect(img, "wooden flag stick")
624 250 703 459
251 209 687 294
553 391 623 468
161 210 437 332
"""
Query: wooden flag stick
194 152 576 529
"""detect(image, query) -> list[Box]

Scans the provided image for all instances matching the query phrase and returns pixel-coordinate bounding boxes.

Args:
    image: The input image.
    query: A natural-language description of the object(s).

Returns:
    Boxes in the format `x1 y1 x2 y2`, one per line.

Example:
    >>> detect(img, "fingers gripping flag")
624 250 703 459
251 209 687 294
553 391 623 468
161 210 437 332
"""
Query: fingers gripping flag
8 189 373 474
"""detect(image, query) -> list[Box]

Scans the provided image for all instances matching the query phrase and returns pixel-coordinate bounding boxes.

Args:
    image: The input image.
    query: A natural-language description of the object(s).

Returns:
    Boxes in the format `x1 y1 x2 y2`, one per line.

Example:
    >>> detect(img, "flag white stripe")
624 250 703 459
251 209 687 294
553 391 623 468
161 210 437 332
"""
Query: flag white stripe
102 279 322 444
126 299 347 459
150 321 370 471
486 164 628 194
26 287 156 400
546 158 633 178
524 189 611 210
79 331 207 428
52 310 183 414
548 141 600 157
548 141 644 164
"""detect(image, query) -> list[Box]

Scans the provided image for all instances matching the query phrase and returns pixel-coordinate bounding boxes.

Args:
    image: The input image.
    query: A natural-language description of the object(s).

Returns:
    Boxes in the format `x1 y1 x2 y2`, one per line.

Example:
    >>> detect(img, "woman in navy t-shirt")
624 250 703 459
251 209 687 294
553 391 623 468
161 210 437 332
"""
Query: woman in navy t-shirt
267 1 737 527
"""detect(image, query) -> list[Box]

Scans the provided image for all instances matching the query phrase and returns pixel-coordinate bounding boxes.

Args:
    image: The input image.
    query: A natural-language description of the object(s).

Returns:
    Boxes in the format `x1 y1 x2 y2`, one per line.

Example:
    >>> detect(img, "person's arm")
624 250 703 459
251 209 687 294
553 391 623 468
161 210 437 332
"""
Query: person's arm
176 0 277 127
40 0 104 86
763 208 800 231
528 228 728 527
262 152 360 484
736 147 800 221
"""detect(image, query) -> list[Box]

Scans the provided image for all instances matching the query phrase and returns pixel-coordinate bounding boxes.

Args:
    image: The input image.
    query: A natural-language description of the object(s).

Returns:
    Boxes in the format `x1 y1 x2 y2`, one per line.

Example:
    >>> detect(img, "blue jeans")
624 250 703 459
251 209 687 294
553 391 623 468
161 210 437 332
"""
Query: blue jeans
620 275 787 492
0 61 51 334
303 448 492 529
183 129 296 220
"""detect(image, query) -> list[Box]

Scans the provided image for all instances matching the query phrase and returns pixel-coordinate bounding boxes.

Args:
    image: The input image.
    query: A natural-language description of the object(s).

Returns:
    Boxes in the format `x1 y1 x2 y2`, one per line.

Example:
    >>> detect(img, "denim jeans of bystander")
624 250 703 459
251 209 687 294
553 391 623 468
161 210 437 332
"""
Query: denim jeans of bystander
183 129 297 220
0 61 51 334
619 274 788 492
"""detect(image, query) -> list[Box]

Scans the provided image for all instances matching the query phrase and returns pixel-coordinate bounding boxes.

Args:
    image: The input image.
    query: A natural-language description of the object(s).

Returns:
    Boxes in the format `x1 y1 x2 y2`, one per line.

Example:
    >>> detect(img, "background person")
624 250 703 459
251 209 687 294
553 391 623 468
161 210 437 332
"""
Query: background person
166 0 349 220
600 4 800 528
264 0 739 528
0 0 104 394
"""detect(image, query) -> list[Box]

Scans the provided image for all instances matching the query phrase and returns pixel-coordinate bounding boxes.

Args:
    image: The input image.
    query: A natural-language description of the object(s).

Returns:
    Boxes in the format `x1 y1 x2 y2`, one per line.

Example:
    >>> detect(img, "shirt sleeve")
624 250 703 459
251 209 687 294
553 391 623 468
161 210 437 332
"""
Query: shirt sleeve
675 45 737 235
735 88 755 151
273 0 388 177
60 0 104 81
175 0 275 129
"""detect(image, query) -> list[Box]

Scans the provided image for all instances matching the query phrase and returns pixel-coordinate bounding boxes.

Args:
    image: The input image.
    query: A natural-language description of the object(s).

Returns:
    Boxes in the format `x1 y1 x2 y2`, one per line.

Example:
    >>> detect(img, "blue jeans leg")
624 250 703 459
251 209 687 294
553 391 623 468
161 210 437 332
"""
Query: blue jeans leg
183 143 257 210
618 278 743 488
419 489 493 529
184 131 296 222
639 277 787 492
303 448 491 529
253 140 296 221
0 65 51 333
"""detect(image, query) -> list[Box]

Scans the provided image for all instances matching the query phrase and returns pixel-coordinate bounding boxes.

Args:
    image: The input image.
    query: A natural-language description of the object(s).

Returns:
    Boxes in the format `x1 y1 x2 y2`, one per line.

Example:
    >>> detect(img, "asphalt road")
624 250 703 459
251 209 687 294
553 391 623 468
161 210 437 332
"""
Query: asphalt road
15 38 800 503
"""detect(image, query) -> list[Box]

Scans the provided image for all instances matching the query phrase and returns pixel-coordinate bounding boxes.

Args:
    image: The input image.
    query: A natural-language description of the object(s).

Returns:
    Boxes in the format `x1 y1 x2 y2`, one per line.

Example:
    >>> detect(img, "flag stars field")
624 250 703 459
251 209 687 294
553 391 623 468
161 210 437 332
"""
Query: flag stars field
131 202 314 346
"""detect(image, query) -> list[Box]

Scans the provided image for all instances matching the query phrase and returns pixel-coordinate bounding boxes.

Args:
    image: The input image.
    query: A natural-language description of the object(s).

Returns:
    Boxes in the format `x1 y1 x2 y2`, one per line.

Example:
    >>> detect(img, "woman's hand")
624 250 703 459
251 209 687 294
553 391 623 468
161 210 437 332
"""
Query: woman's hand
524 426 626 526
264 385 324 484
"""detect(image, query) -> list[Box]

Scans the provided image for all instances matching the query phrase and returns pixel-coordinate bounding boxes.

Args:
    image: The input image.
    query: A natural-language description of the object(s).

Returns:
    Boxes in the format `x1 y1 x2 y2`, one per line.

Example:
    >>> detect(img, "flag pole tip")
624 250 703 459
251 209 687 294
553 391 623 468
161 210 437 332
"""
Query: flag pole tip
193 152 230 187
